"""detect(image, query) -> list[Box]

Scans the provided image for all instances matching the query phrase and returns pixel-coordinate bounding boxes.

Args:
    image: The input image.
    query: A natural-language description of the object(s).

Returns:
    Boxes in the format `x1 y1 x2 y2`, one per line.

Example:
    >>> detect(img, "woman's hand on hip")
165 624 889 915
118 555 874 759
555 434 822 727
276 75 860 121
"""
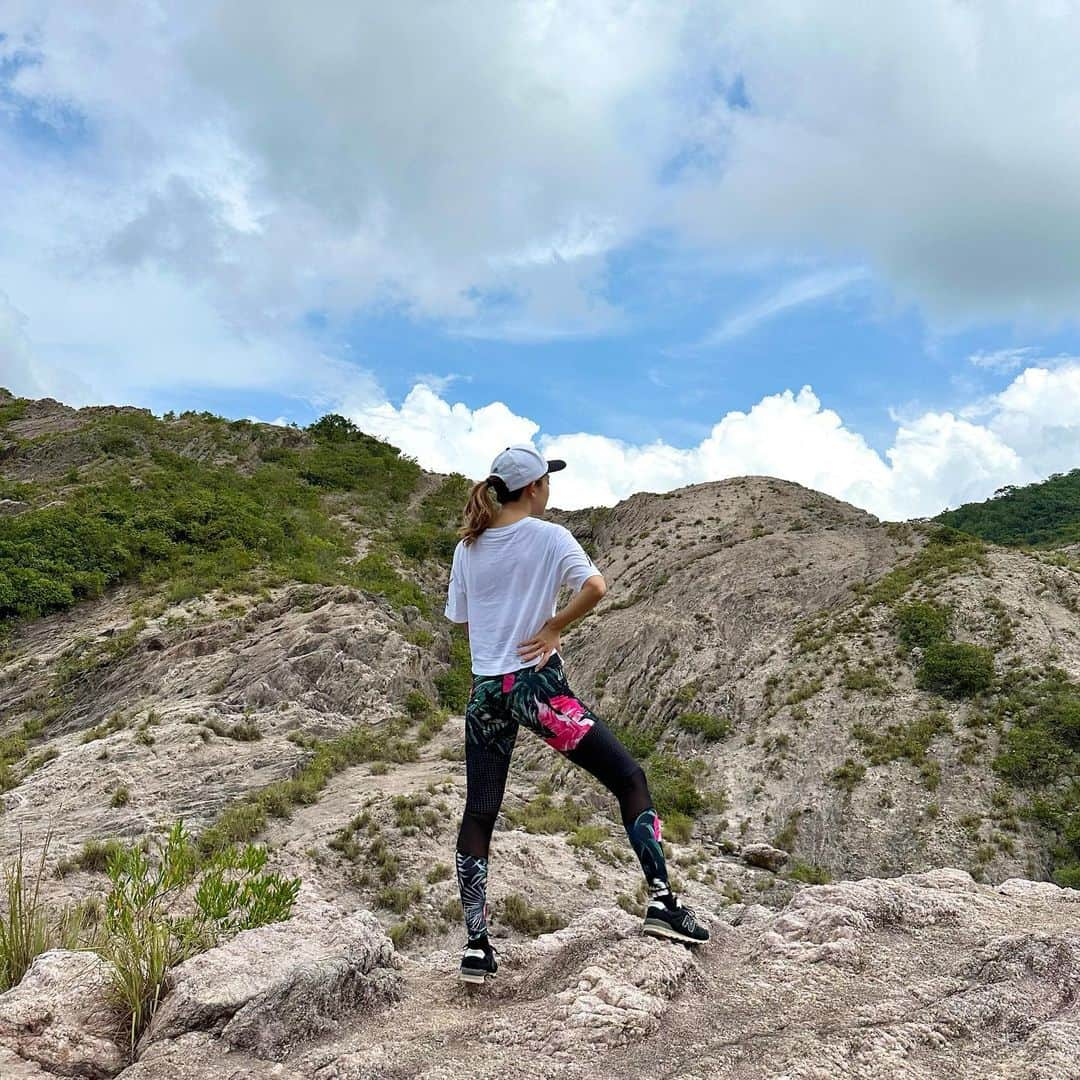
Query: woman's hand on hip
517 620 561 670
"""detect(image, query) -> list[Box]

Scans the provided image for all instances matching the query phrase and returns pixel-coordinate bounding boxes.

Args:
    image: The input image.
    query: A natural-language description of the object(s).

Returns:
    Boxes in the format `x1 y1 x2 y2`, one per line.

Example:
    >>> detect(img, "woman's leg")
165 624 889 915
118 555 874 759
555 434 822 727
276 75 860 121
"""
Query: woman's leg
564 719 672 900
456 676 517 942
509 659 672 900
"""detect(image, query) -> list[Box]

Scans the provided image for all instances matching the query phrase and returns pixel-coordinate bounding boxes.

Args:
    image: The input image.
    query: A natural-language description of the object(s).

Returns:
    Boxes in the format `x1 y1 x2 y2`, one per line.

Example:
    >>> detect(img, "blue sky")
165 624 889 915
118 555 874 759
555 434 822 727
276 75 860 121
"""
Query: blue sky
2 2 1080 519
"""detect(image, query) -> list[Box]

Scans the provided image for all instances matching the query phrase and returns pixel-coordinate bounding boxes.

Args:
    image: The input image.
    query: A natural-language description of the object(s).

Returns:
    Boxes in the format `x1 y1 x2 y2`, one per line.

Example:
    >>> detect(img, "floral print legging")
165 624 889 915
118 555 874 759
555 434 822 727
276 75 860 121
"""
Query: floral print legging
455 653 669 940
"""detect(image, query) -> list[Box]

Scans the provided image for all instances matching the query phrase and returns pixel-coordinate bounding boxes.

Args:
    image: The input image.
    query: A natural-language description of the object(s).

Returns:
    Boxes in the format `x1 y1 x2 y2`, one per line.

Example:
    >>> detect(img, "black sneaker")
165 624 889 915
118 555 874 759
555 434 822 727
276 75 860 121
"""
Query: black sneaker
459 936 498 983
642 893 709 945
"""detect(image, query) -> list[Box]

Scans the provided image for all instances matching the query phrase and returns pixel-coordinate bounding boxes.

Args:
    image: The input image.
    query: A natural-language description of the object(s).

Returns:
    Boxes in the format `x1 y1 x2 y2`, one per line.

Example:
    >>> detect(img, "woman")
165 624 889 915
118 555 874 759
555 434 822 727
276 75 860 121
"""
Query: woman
445 443 709 984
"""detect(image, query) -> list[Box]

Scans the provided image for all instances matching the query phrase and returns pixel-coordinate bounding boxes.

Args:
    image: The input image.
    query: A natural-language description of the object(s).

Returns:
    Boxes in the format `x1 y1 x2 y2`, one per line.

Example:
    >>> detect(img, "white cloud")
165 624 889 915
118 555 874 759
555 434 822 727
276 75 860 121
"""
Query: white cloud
8 0 1080 353
969 347 1037 372
678 2 1080 326
411 373 472 397
349 384 541 483
346 362 1080 521
698 267 866 346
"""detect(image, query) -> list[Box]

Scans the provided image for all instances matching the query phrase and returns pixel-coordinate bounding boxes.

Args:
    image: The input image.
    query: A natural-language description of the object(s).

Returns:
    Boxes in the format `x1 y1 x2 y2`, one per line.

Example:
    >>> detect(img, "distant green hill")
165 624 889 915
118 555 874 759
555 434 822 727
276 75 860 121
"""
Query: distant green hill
934 468 1080 548
0 391 469 626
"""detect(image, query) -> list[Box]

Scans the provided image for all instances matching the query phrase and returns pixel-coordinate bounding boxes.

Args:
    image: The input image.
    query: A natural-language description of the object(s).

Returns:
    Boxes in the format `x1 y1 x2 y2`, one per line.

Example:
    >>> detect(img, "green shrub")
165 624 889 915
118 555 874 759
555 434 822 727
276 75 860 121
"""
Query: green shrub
607 717 664 759
916 641 994 699
841 665 891 694
661 811 694 843
0 394 28 426
647 754 707 818
990 667 1080 885
376 882 424 914
507 794 590 834
499 893 566 935
895 601 951 649
74 838 130 874
388 913 432 948
787 860 831 884
99 821 299 1047
829 759 866 793
676 711 732 741
567 824 609 852
392 792 438 830
298 415 420 501
404 690 433 720
1054 862 1080 889
434 628 472 712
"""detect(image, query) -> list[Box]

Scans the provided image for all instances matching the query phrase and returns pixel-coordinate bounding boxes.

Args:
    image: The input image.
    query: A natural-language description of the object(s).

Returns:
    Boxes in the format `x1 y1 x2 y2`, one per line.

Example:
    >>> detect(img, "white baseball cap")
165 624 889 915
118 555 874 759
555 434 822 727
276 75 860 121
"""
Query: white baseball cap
488 443 566 491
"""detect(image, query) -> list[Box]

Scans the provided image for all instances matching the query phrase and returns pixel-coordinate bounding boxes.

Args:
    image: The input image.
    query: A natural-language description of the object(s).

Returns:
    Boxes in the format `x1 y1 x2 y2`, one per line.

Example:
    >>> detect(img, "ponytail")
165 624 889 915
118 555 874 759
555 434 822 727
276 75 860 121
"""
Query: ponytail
458 474 526 545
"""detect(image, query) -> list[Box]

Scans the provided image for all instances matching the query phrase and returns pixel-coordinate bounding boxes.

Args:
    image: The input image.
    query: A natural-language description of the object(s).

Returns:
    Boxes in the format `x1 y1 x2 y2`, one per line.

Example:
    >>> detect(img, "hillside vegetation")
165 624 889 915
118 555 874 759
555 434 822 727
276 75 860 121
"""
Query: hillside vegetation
935 467 1080 548
0 389 468 627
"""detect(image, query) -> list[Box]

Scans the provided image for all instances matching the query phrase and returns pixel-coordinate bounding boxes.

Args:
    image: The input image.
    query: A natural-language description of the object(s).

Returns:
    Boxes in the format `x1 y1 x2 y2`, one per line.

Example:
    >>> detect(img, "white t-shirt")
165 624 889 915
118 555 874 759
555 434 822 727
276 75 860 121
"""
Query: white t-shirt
444 516 600 675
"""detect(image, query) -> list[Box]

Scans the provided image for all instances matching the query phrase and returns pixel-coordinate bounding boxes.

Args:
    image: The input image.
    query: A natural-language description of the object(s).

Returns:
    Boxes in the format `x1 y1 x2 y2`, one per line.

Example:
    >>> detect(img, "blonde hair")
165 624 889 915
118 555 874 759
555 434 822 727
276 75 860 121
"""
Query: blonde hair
458 474 526 545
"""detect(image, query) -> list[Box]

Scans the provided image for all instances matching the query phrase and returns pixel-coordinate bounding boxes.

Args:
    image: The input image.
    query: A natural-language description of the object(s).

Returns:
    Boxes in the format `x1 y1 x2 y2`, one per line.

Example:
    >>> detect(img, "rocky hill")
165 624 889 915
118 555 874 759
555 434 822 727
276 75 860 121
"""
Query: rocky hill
1 389 1078 1079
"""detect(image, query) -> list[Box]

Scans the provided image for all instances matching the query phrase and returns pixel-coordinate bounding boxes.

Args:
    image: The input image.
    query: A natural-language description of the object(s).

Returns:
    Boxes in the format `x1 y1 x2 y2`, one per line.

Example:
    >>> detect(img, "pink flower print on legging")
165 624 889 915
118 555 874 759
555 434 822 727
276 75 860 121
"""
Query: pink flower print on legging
536 694 595 752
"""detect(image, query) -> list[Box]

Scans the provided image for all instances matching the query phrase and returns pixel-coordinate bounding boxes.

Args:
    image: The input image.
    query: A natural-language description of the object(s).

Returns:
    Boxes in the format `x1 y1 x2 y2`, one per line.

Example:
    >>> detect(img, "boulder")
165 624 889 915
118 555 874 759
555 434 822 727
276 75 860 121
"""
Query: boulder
116 1032 303 1080
740 842 790 873
141 887 402 1060
481 907 701 1059
0 949 126 1079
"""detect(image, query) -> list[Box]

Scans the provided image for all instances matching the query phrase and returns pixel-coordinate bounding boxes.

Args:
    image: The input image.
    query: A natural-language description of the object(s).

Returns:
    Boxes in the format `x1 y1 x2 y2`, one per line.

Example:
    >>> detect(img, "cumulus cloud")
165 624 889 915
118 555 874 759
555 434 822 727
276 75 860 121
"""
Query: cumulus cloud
8 0 1080 342
347 363 1080 521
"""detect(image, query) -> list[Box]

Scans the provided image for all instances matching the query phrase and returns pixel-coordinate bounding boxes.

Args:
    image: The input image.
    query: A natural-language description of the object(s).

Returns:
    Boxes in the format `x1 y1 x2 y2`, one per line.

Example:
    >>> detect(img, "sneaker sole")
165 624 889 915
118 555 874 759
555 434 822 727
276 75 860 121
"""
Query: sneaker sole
642 918 708 945
458 969 494 983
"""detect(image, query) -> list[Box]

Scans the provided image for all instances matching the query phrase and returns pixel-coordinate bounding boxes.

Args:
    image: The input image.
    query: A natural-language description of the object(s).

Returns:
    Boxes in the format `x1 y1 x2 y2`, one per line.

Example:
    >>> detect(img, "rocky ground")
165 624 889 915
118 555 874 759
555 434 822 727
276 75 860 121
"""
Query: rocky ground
2 868 1078 1079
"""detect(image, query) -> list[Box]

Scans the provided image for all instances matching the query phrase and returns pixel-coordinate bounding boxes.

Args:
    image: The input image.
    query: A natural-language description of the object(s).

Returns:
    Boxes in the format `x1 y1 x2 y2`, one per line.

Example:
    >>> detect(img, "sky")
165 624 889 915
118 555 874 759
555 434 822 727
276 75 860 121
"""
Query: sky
2 1 1080 521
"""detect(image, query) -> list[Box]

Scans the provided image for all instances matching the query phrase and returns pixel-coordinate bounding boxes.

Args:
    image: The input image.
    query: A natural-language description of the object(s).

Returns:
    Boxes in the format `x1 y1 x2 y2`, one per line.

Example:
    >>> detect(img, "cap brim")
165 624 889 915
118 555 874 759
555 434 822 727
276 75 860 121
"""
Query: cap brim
546 459 567 473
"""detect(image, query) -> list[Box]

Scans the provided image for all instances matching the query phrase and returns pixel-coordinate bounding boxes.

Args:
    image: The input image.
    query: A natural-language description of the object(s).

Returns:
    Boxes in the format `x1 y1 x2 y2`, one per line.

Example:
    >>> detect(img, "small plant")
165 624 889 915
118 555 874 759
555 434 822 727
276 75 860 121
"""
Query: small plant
110 785 131 808
784 676 824 706
676 711 732 741
507 793 591 834
841 665 891 695
499 893 566 936
389 913 432 948
0 830 85 992
392 792 439 831
98 820 300 1048
376 882 424 914
404 690 433 720
648 753 714 819
829 759 866 793
787 860 831 884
